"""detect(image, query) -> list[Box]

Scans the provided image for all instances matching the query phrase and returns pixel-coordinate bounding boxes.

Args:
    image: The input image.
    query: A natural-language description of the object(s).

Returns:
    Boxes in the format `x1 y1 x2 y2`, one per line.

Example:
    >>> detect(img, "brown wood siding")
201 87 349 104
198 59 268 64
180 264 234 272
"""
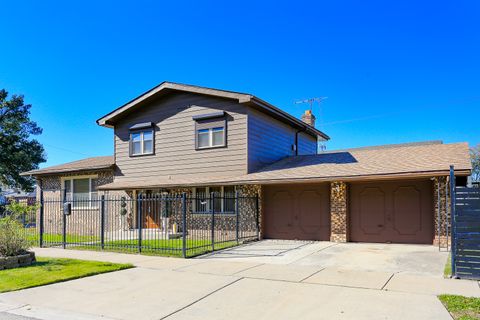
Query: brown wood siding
297 132 317 155
114 92 247 183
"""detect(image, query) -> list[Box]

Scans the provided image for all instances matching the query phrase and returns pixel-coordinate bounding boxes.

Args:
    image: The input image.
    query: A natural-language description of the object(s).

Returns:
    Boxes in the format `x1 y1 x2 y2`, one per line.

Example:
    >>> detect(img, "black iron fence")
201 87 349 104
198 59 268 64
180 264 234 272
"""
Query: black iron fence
9 192 259 258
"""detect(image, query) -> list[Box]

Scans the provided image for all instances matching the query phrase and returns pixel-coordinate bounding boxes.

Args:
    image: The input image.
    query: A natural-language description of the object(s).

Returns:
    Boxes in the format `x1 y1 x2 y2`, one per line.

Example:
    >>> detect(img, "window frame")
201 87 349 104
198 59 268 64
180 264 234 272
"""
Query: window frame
61 175 98 209
192 186 236 214
194 118 227 150
129 128 155 157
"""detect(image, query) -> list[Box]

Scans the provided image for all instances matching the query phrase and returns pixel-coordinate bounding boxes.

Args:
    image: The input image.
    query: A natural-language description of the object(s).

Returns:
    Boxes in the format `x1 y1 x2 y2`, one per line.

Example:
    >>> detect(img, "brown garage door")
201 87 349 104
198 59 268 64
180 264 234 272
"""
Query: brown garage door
263 184 330 241
350 179 434 244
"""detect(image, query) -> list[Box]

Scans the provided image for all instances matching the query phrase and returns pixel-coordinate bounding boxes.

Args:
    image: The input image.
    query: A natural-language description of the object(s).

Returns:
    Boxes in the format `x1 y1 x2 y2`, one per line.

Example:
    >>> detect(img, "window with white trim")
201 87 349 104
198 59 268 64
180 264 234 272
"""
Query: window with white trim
192 186 235 214
196 127 225 149
194 116 227 150
63 177 98 208
130 129 154 156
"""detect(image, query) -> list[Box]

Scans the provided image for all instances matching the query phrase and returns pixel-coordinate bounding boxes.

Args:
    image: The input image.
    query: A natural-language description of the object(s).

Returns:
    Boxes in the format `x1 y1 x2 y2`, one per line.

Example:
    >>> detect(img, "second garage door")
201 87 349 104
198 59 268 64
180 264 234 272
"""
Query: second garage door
349 179 434 244
263 184 330 241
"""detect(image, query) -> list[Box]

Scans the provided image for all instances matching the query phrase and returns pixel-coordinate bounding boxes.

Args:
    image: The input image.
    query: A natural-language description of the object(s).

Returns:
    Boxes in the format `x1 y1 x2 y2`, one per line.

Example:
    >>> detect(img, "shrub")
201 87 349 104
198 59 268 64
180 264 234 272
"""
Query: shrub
0 202 36 257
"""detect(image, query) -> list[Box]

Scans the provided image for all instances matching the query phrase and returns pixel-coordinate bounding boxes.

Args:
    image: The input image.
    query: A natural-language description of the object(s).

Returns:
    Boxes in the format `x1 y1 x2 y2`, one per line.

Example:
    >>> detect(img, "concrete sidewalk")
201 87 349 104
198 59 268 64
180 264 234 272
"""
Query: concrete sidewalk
0 246 478 320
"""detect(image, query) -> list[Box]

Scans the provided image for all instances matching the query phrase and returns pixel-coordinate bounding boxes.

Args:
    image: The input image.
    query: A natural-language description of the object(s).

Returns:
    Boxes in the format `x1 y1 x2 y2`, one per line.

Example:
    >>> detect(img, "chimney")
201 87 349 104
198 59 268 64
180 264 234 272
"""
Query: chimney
301 110 316 127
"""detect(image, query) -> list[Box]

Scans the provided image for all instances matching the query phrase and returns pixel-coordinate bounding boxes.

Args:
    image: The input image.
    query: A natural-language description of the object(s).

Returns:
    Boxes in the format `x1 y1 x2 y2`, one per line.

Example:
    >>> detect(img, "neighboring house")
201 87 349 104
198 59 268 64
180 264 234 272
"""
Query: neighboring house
0 183 36 205
22 82 472 246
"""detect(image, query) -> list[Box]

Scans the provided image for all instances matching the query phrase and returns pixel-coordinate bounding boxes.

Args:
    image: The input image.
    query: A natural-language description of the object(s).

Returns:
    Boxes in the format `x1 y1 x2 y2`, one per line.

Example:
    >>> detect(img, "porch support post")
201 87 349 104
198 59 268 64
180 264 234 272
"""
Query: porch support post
330 181 348 242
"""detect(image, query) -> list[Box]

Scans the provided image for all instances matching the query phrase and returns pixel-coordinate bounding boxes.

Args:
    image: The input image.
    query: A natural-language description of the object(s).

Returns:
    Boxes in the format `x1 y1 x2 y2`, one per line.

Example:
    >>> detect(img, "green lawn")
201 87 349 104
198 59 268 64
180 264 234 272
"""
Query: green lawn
0 257 132 293
73 239 238 257
23 228 242 257
445 254 452 278
439 294 480 320
24 229 98 244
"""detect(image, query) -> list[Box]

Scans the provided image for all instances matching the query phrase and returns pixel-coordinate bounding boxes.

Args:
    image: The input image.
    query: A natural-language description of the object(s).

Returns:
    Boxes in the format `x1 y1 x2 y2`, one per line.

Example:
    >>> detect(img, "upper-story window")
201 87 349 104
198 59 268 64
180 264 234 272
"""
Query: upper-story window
197 127 225 148
193 111 227 150
129 122 154 156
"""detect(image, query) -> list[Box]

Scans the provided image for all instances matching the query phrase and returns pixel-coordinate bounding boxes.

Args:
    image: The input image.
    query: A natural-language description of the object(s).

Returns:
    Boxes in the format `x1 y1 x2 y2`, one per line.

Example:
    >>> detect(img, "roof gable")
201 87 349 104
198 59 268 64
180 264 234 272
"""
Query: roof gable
96 81 329 140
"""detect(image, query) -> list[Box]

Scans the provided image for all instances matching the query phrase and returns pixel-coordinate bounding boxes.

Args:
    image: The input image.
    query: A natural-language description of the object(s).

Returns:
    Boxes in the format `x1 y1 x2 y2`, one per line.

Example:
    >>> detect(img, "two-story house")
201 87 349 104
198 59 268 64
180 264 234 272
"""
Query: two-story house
23 82 472 245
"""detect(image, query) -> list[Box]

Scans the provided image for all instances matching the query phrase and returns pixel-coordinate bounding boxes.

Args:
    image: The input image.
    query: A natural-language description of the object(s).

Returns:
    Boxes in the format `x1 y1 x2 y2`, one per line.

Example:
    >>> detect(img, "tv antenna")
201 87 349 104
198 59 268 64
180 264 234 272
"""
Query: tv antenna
294 96 328 152
294 97 328 112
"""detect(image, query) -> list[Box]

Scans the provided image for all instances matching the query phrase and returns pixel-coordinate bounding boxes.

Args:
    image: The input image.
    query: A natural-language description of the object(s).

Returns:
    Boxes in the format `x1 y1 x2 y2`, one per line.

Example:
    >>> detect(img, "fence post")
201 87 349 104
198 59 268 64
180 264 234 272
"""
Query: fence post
138 193 143 253
450 165 456 278
182 193 187 258
39 188 44 248
100 195 105 250
255 193 260 240
235 191 239 244
446 180 449 251
437 180 441 251
211 193 215 252
62 188 67 249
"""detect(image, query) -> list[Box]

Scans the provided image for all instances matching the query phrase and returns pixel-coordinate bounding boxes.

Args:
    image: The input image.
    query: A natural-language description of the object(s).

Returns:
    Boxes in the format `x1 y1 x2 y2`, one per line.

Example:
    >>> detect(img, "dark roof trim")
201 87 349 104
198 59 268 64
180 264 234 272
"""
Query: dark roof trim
192 111 225 121
129 122 154 130
21 165 115 177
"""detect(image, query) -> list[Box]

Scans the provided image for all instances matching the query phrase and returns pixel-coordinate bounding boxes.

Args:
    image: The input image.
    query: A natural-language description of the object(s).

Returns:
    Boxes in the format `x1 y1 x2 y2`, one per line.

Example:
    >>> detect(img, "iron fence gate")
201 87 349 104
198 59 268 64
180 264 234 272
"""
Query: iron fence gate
452 185 480 279
25 192 259 258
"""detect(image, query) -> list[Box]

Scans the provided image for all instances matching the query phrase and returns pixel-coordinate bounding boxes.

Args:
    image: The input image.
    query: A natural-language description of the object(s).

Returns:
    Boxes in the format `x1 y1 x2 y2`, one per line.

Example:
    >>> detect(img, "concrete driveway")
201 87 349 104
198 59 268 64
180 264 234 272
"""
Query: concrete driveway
200 240 449 277
0 242 478 320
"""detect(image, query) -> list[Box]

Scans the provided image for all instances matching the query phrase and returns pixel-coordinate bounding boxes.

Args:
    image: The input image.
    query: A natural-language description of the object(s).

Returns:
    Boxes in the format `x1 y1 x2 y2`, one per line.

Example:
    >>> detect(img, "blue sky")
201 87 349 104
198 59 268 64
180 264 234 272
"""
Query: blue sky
1 0 479 168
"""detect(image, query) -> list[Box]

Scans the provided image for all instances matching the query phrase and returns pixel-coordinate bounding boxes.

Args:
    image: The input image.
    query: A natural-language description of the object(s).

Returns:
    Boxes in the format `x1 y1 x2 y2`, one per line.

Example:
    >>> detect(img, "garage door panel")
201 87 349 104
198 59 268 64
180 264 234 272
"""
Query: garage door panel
264 184 330 241
350 180 433 244
271 191 294 235
358 187 386 235
393 186 422 236
298 190 330 239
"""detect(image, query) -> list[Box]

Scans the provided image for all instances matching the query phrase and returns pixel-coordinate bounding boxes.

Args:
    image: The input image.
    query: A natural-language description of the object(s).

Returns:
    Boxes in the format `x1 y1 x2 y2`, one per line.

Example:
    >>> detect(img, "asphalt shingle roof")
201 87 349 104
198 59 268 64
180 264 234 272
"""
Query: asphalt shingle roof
241 141 471 183
21 156 114 176
96 141 471 190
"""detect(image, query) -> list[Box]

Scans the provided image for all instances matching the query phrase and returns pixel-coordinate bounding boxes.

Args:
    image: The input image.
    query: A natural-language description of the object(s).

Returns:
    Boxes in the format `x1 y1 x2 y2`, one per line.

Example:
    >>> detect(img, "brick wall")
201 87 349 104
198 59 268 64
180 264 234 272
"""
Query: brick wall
36 170 132 236
330 181 348 242
433 176 451 247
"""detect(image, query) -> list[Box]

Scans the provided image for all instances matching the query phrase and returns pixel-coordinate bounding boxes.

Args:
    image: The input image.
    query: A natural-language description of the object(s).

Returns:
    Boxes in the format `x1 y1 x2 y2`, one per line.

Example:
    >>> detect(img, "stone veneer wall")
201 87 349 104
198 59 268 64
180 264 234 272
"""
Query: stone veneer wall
35 178 261 240
433 176 451 247
330 181 348 242
162 185 261 239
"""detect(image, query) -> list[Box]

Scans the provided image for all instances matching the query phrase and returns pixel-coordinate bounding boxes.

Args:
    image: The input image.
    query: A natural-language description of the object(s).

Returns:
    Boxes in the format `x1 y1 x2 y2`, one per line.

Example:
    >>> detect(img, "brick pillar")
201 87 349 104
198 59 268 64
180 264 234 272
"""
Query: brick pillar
433 176 450 247
330 181 348 242
237 185 263 239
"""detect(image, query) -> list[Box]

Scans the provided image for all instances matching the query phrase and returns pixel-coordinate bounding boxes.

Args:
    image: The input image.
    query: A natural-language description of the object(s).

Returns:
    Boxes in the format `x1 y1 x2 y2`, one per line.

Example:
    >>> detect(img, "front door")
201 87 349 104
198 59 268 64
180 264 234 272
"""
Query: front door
141 191 160 229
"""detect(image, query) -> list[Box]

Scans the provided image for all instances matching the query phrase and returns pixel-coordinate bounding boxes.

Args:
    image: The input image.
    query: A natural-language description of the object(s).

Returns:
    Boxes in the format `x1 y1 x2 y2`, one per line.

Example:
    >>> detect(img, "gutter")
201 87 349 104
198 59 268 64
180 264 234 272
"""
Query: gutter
97 168 472 190
20 165 115 177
